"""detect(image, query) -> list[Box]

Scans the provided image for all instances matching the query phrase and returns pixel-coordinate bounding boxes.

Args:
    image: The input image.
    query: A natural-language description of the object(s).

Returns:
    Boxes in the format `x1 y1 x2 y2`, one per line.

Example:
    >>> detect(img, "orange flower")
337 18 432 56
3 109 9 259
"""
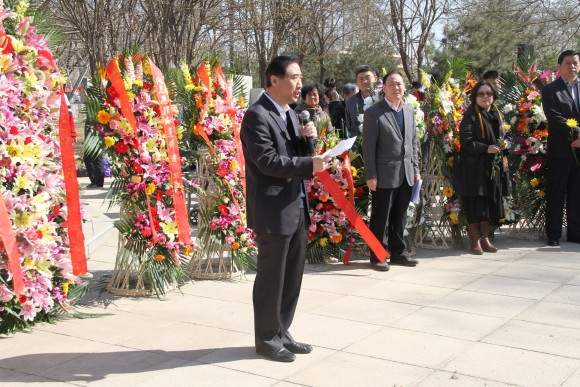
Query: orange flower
184 246 193 256
97 110 112 124
516 120 526 132
231 242 240 250
319 195 329 202
154 255 165 261
331 234 343 243
195 94 203 108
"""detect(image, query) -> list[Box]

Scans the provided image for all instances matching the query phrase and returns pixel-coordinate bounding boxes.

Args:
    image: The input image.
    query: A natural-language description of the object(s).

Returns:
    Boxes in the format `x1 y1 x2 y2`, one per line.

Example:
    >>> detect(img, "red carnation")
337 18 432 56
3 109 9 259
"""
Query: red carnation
323 203 333 211
107 86 119 98
218 204 229 216
53 205 60 216
19 295 27 304
133 160 143 174
115 141 129 154
217 167 228 177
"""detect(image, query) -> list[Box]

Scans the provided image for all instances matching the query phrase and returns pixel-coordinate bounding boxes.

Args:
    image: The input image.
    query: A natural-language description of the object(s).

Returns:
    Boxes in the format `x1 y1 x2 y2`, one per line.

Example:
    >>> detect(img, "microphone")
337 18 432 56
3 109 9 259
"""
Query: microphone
299 110 315 155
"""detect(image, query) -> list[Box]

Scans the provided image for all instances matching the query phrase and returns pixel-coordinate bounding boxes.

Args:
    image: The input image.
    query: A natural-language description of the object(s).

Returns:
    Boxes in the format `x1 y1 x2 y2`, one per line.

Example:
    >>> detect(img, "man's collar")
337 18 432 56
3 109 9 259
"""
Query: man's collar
560 75 579 86
385 97 403 112
264 92 289 114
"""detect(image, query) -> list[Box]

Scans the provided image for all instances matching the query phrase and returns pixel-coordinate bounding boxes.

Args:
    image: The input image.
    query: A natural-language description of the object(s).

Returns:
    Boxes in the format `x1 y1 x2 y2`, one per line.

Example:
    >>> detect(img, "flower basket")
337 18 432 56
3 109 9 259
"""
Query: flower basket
186 148 242 279
414 141 456 249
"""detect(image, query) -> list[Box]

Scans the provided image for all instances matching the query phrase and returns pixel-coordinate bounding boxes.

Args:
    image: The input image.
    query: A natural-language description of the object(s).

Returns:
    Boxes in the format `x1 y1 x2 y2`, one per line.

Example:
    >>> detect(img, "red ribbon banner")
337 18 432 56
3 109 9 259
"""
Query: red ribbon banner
316 170 390 263
58 86 88 275
149 59 191 245
0 195 24 295
340 152 356 264
105 57 159 244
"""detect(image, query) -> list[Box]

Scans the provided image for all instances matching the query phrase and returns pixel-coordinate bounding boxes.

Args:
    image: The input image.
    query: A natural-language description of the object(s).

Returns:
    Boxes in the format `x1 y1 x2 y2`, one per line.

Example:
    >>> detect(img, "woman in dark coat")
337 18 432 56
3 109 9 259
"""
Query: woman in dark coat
294 83 333 129
457 80 511 254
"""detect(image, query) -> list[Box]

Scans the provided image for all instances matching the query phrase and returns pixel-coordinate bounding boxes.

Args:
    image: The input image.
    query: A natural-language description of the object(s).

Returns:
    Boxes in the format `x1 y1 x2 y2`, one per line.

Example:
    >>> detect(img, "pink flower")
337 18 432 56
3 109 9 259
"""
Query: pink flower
225 234 235 244
19 301 38 321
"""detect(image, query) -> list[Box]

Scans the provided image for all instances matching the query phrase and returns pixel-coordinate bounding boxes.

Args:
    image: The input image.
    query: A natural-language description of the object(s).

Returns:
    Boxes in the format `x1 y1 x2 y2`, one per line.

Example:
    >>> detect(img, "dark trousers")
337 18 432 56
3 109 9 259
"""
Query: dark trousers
546 157 580 241
84 154 105 187
83 125 105 187
369 182 412 262
253 210 307 351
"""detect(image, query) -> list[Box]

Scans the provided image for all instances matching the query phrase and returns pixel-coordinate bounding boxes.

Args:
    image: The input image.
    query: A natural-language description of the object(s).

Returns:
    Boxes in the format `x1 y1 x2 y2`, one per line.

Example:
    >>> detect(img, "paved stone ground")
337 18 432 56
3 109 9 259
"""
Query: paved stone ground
2 178 580 386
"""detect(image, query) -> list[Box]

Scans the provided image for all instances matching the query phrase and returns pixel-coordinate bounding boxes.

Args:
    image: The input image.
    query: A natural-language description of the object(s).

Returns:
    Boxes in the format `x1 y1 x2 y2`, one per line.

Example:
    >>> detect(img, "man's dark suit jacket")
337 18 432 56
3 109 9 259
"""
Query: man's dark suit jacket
345 92 364 137
241 94 313 236
542 77 580 158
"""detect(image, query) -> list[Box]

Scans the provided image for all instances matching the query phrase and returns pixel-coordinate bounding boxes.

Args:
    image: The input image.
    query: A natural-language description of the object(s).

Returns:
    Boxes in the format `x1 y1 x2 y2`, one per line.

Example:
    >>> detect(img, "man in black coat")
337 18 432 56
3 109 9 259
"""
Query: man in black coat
345 65 377 137
542 49 580 246
240 56 329 362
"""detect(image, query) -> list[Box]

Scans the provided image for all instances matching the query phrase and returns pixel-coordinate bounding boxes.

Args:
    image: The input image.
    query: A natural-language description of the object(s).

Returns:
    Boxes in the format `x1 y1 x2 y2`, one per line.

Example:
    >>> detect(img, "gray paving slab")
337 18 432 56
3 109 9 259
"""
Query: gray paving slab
3 188 580 387
443 342 580 386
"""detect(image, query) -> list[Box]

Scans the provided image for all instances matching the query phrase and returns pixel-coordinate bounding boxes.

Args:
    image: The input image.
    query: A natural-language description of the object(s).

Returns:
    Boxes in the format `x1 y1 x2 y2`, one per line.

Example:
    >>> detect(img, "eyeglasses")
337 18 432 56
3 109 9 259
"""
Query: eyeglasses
477 91 494 97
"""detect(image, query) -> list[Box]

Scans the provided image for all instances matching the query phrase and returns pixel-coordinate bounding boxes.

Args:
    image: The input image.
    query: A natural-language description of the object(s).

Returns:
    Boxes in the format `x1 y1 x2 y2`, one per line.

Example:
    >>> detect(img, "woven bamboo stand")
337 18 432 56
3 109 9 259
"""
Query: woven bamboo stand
186 148 241 279
106 232 155 297
414 142 454 249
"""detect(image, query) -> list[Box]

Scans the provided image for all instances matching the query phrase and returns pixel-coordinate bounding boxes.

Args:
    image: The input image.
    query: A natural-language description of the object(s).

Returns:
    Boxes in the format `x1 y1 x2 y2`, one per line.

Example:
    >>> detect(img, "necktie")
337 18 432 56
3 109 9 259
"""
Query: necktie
286 111 299 147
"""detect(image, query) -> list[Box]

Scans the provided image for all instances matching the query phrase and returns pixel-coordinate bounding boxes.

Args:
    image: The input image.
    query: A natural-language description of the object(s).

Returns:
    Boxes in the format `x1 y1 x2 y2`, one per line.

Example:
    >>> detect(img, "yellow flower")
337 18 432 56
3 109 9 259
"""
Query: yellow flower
97 110 111 124
443 186 454 198
530 178 539 188
146 182 156 195
320 237 328 247
14 212 32 228
185 84 195 91
238 96 246 108
447 156 454 168
127 92 135 100
62 283 69 295
538 190 546 198
118 118 134 134
567 118 579 128
23 258 33 267
229 159 238 172
449 212 459 224
351 166 357 177
161 221 178 236
104 136 116 148
176 125 184 140
14 175 33 192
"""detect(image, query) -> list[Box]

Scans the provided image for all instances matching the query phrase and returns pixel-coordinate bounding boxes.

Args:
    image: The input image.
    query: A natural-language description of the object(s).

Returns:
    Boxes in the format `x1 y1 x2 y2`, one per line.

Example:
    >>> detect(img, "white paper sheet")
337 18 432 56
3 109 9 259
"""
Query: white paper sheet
321 137 357 158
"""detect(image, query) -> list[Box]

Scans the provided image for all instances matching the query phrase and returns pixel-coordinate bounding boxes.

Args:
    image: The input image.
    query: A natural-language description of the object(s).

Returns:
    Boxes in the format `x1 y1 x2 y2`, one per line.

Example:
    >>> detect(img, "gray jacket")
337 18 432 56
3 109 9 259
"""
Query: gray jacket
362 99 419 189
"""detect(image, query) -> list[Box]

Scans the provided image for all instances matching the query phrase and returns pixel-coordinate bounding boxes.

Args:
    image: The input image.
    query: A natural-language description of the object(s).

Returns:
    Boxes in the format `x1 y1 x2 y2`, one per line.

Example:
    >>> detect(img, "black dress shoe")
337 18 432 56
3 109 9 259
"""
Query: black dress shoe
371 261 390 271
284 341 313 354
256 346 295 362
546 239 560 246
390 256 419 266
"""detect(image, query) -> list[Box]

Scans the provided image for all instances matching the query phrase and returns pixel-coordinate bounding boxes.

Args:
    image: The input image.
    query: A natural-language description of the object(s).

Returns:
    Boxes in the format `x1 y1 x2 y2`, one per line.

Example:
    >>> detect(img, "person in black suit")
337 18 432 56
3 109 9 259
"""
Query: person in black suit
542 50 580 246
240 56 330 362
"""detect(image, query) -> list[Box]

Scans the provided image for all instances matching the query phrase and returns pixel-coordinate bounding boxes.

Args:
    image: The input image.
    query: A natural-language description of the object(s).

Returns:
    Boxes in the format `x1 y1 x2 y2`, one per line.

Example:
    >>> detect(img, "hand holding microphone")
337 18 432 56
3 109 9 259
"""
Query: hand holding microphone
299 110 317 154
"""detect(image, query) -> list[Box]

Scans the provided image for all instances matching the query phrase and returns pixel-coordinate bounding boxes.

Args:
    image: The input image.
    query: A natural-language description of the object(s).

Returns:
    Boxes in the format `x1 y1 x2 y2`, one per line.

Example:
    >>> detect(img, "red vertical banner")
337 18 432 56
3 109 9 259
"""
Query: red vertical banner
58 87 88 275
340 152 356 264
149 60 191 245
0 195 24 295
105 57 158 243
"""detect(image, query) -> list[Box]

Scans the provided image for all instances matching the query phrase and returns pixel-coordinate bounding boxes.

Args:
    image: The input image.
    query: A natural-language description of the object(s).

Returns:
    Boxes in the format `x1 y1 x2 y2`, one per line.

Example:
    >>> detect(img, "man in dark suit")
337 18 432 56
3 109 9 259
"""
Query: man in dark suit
542 49 580 246
363 71 420 271
240 56 330 362
345 65 377 137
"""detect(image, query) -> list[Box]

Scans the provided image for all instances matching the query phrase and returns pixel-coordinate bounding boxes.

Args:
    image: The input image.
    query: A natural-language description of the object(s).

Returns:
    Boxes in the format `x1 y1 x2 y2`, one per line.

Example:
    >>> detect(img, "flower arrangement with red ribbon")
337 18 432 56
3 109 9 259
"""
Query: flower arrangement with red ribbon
0 2 86 333
501 64 555 227
178 61 255 269
87 54 194 295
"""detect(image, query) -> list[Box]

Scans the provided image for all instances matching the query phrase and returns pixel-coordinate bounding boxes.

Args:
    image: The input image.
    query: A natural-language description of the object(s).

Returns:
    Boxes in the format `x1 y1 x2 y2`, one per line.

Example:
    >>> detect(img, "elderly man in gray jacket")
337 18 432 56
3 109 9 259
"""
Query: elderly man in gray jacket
363 70 420 271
